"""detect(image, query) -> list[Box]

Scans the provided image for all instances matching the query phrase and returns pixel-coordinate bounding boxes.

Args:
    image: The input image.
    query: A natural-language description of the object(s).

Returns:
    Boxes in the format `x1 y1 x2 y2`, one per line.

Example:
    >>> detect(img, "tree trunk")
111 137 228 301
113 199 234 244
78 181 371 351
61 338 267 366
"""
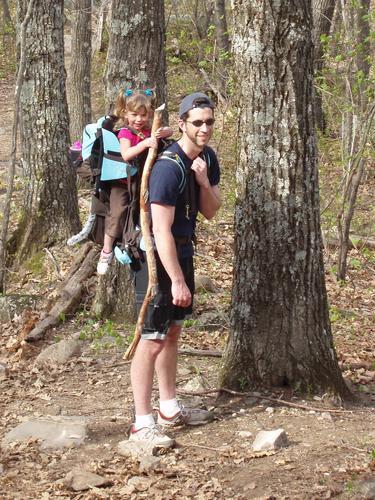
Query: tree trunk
69 0 92 142
1 0 12 24
92 0 107 53
221 0 350 399
337 0 372 280
312 0 336 131
214 0 230 55
95 0 167 320
13 0 80 258
92 261 137 323
104 0 167 111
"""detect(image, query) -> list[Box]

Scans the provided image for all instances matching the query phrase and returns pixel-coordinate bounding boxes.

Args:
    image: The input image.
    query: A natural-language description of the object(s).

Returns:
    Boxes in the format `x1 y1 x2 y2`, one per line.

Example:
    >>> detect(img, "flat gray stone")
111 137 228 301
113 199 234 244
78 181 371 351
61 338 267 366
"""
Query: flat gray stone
0 295 39 323
0 362 8 380
252 428 289 452
35 339 81 365
63 469 111 491
2 416 88 450
356 479 375 499
138 456 161 473
118 440 156 458
182 375 209 392
127 476 153 492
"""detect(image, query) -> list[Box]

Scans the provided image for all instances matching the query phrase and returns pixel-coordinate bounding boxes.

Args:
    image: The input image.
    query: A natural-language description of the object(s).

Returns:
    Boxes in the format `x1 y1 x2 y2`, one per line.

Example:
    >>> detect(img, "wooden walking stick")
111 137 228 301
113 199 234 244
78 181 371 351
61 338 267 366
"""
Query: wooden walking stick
123 103 165 360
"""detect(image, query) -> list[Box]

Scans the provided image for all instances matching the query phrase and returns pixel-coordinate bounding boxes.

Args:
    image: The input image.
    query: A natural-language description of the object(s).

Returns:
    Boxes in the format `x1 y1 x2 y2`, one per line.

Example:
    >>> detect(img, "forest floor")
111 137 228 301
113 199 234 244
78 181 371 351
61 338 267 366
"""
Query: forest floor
1 68 375 500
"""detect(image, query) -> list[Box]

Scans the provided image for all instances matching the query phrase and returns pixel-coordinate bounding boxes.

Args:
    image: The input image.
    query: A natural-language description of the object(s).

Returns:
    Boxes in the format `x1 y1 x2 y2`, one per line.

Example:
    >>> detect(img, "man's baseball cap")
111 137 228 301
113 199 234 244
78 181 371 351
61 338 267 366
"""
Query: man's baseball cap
179 92 214 117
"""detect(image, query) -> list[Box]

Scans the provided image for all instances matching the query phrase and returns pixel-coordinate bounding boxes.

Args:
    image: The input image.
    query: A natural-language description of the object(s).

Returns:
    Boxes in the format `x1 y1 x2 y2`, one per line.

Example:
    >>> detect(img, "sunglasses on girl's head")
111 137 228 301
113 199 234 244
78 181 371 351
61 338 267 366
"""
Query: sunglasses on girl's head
185 118 215 127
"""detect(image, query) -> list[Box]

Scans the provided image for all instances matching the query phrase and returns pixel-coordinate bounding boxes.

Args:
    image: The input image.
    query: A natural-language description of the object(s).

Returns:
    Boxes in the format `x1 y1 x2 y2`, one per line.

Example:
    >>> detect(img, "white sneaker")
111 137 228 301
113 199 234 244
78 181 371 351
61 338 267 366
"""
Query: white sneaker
97 251 113 275
155 402 214 427
128 424 175 448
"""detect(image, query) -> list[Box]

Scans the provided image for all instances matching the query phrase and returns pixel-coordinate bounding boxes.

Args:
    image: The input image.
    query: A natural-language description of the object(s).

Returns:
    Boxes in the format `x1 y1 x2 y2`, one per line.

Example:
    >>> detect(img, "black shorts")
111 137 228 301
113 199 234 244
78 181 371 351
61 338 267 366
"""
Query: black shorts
135 253 195 340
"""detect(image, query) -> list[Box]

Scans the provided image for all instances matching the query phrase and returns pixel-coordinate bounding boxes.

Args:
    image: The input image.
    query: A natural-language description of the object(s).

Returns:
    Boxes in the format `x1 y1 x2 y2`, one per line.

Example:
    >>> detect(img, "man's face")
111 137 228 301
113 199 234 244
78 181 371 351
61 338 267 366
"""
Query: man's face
179 107 214 148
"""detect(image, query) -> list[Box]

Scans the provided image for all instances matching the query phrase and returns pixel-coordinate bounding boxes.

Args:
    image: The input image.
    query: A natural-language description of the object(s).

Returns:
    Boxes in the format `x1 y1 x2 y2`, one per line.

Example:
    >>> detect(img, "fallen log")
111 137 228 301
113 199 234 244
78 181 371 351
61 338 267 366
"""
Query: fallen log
26 244 99 342
323 232 375 250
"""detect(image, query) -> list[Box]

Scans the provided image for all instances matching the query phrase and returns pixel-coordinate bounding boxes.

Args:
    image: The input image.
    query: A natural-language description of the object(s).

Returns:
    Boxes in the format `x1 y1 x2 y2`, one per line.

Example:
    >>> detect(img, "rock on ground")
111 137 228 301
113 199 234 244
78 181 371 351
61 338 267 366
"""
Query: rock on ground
2 416 89 450
252 428 289 452
0 294 39 323
0 362 8 380
63 469 112 491
35 339 81 365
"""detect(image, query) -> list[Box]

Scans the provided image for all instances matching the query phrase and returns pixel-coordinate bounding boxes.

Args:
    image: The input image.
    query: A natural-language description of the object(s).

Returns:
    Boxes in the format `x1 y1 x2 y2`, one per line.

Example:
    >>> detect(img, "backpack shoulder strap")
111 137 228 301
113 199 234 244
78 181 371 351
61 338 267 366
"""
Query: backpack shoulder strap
121 125 146 140
158 150 187 194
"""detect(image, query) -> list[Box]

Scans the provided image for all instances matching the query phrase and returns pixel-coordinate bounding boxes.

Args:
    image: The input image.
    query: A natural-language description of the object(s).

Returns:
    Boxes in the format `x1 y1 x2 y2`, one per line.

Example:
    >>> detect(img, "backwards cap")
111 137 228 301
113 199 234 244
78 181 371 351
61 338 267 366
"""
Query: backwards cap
179 92 214 118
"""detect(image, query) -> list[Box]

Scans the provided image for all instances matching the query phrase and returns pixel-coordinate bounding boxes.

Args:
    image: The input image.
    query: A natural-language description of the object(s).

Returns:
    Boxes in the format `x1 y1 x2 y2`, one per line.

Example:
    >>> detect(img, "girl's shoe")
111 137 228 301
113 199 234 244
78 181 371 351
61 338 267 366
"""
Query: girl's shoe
97 250 113 275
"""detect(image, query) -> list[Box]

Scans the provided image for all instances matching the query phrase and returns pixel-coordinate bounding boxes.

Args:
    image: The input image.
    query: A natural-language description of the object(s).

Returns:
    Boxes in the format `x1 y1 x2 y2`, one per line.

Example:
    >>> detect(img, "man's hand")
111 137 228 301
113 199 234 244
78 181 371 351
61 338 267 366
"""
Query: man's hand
143 136 158 149
155 126 173 139
191 156 210 189
171 279 192 307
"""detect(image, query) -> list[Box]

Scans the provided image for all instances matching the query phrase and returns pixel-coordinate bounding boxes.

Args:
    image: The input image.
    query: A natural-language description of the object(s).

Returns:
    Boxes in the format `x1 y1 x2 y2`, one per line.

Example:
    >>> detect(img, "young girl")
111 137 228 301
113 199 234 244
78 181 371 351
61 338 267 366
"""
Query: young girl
97 89 173 275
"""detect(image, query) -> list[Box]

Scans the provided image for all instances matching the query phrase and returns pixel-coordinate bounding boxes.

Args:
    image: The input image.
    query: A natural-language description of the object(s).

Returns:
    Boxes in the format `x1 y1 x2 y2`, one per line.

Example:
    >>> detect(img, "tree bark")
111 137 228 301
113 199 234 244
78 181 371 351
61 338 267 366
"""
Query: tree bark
221 0 350 399
69 0 92 142
13 0 80 258
312 0 336 131
104 0 167 111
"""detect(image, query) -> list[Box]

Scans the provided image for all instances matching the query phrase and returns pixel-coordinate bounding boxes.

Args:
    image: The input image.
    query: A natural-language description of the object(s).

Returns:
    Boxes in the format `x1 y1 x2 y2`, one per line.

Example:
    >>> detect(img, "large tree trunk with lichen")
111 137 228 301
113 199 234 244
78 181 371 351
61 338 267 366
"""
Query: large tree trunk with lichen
68 0 92 142
94 0 167 321
13 0 80 258
221 0 350 399
104 0 167 111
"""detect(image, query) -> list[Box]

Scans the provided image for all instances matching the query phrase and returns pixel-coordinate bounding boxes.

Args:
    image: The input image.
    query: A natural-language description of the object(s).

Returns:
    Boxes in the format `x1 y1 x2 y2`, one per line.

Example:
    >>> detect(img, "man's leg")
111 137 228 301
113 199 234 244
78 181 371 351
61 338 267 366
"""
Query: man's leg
155 323 181 401
130 338 163 416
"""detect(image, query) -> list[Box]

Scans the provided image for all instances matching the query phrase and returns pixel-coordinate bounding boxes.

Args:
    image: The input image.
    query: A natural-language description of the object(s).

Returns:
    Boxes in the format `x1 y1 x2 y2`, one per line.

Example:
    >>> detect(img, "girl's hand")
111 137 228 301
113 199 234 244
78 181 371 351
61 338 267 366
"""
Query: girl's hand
155 126 173 139
143 137 158 149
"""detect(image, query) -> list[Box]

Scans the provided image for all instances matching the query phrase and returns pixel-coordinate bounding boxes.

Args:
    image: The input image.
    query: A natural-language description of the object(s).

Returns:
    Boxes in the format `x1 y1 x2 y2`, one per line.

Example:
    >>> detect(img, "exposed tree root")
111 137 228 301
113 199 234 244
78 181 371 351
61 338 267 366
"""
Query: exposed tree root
25 242 99 342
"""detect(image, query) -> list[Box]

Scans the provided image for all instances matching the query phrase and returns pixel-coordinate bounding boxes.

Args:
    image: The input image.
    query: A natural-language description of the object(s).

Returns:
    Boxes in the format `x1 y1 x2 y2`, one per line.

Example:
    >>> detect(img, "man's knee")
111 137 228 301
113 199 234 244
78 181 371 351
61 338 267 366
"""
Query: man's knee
166 323 182 342
139 338 164 359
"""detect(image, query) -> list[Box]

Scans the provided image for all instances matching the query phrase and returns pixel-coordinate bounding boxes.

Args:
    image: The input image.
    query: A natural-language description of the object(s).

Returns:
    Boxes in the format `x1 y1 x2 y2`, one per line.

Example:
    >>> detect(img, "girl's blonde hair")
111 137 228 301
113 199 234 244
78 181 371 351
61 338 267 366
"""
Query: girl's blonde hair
115 89 155 127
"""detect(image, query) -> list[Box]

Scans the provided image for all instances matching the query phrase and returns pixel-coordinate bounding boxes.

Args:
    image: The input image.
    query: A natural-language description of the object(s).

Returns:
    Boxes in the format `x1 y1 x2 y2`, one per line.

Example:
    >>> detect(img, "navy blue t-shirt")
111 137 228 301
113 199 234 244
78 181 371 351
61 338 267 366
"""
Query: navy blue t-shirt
149 142 220 257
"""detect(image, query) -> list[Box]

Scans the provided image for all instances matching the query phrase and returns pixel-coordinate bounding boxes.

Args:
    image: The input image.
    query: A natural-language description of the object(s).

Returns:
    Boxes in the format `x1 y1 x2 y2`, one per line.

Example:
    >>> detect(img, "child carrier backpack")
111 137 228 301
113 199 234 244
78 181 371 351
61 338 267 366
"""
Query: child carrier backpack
67 116 142 254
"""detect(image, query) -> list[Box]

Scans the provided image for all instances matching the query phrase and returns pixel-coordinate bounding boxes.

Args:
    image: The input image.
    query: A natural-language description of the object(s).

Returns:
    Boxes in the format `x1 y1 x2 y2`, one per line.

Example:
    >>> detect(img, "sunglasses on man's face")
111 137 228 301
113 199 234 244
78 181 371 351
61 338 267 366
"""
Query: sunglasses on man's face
185 118 215 127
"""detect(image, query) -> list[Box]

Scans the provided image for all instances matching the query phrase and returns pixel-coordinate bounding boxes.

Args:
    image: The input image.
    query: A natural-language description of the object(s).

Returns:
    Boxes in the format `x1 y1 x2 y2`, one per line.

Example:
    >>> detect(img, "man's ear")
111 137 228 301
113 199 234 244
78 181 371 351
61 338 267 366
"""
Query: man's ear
178 118 185 132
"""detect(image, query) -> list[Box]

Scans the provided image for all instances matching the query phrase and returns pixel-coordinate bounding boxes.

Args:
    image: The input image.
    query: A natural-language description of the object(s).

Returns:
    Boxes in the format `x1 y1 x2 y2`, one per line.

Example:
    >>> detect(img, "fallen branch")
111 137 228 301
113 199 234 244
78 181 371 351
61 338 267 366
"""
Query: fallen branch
25 244 99 342
176 387 353 414
323 232 375 250
178 348 222 357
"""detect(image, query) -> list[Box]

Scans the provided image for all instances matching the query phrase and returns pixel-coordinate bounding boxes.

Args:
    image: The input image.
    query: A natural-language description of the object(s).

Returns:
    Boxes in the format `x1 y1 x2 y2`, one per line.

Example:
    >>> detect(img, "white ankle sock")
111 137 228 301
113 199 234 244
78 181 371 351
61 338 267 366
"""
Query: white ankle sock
134 414 155 430
159 398 180 417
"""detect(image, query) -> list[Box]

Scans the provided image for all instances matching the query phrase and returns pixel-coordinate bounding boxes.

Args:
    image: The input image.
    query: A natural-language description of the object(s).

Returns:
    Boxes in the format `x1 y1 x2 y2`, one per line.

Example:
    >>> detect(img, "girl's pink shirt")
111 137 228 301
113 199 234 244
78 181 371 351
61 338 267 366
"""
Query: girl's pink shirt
118 127 151 145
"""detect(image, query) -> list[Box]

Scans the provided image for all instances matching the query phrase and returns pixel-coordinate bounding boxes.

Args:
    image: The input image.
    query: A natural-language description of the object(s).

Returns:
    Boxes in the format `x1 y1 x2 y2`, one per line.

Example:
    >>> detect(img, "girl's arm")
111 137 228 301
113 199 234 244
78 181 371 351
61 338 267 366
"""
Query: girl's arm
120 136 157 162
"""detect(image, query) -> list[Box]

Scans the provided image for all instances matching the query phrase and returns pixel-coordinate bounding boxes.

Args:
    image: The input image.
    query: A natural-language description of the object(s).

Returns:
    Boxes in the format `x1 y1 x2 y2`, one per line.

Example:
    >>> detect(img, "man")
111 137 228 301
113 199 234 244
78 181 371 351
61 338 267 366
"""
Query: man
129 92 221 447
